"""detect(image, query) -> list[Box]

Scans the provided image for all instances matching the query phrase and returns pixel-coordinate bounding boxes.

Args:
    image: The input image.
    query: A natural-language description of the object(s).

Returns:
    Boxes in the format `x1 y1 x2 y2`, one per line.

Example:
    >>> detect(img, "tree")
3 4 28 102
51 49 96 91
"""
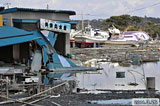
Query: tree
106 14 131 26
131 16 143 25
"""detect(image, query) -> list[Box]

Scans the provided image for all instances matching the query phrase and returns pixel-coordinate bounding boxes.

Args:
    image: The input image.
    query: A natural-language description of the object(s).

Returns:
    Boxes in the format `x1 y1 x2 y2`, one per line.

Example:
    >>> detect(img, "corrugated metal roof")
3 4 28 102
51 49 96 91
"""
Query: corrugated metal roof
0 25 33 38
0 7 76 15
0 25 41 47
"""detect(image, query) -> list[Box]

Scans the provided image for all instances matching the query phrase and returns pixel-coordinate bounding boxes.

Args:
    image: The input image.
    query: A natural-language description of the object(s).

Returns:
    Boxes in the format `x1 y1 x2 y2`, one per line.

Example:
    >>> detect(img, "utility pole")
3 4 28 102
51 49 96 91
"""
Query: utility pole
46 4 49 10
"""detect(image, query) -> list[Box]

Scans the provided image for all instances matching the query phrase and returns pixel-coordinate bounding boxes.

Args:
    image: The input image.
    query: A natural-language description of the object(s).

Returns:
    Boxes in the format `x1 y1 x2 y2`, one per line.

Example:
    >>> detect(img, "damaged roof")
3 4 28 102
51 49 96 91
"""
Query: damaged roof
0 25 41 47
0 7 76 15
0 25 33 38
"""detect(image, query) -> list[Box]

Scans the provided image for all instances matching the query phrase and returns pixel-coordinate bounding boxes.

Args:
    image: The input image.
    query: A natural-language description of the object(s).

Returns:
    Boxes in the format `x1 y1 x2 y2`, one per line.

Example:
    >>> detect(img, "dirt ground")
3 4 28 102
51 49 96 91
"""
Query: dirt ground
2 92 159 106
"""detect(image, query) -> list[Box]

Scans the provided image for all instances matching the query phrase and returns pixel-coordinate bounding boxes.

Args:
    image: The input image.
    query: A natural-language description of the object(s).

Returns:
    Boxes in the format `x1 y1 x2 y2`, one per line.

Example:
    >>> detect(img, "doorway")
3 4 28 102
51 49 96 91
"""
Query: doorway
146 77 155 90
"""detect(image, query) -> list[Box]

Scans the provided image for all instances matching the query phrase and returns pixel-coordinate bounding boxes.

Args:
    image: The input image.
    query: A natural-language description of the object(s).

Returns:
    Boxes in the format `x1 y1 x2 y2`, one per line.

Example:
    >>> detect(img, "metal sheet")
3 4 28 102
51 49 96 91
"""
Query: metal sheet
58 55 71 67
31 50 42 72
0 35 40 47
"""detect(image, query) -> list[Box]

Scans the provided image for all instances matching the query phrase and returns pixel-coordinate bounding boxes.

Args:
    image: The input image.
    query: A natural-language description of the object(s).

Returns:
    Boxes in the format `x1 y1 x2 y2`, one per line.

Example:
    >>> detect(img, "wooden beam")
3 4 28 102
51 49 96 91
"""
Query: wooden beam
0 95 42 106
21 95 50 106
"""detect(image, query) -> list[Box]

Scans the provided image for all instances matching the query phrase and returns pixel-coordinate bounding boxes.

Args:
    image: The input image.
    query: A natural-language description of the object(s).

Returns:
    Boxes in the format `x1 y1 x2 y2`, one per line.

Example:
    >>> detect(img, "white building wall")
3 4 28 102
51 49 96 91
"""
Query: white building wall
76 61 160 91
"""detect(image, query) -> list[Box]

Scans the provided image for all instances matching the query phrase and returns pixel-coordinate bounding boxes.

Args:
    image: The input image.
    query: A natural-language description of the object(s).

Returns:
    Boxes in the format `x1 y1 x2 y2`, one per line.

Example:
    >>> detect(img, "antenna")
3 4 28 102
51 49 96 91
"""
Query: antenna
4 3 11 9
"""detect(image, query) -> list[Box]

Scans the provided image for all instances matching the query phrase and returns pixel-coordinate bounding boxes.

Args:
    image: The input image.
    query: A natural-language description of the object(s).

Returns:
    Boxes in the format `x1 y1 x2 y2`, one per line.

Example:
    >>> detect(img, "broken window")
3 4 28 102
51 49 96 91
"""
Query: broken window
116 72 125 78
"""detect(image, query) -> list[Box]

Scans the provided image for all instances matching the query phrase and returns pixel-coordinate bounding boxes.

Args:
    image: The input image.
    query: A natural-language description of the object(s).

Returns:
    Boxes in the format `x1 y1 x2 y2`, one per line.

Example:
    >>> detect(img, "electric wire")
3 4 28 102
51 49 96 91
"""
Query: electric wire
127 1 160 13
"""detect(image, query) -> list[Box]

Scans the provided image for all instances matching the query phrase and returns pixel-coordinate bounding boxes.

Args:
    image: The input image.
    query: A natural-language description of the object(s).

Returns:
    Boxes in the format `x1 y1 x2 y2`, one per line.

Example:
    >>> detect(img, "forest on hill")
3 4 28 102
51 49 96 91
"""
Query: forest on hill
76 15 160 39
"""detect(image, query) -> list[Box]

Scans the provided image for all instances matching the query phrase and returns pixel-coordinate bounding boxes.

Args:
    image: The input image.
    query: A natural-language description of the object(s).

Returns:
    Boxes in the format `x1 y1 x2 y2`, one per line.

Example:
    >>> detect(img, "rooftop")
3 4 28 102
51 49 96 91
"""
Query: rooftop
0 7 76 15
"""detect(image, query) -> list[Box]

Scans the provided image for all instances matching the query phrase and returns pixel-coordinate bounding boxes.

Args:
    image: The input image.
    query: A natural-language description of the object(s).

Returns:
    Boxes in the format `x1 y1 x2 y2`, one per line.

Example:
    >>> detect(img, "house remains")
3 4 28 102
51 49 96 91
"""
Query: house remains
0 7 96 96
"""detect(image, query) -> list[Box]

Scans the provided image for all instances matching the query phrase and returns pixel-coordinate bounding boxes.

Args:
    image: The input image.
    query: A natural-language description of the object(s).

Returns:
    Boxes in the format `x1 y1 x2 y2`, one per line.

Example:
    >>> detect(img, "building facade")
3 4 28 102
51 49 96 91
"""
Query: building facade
0 7 76 56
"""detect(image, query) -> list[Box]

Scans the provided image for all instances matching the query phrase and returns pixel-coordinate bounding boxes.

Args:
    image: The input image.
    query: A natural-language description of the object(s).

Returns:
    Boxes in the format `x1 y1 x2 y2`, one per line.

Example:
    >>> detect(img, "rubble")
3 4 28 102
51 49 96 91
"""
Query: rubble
71 43 160 66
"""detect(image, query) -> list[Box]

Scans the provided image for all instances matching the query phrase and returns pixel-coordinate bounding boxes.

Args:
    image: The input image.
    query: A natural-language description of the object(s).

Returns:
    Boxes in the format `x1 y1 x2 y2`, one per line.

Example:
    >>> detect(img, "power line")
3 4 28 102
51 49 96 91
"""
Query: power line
76 13 103 17
75 13 109 19
127 1 160 13
78 1 160 17
75 1 160 19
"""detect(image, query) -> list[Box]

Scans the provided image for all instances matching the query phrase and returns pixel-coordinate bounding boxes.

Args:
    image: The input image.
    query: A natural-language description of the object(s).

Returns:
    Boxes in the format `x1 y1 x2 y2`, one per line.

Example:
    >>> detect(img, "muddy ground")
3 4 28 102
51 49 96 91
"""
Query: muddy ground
2 92 160 106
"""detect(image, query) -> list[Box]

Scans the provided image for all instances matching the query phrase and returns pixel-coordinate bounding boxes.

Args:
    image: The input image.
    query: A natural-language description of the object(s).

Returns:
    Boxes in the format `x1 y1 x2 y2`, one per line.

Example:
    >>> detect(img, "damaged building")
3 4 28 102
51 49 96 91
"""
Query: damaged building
0 7 96 95
0 7 77 56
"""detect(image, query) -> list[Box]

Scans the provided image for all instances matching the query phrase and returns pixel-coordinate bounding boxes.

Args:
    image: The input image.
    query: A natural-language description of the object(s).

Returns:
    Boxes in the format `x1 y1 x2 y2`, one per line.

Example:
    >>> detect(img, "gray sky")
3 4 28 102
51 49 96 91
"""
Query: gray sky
1 0 160 20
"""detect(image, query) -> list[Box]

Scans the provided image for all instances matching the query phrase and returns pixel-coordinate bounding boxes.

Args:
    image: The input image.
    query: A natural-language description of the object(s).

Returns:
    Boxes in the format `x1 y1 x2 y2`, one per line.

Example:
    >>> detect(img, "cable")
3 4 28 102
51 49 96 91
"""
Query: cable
76 14 104 17
76 1 160 17
127 1 160 13
74 1 160 19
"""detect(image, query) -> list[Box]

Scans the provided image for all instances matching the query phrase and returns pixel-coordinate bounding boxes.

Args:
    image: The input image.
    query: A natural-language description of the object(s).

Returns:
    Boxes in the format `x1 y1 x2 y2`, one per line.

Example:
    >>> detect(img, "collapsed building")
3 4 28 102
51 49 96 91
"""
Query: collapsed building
0 7 77 55
0 7 96 95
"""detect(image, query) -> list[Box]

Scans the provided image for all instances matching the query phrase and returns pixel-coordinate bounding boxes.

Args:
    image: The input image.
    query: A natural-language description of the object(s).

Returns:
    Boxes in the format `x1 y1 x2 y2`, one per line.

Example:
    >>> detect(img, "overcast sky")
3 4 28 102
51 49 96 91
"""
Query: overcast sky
1 0 160 20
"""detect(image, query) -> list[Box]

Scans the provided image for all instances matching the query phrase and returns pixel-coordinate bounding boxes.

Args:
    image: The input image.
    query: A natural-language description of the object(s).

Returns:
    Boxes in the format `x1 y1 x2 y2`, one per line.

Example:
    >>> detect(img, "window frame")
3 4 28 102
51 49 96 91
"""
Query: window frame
116 72 125 78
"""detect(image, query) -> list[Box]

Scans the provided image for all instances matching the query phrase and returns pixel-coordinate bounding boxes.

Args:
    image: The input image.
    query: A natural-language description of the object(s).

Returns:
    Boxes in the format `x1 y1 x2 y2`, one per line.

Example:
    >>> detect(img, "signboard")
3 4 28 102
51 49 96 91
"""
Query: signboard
132 98 159 106
40 19 71 33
